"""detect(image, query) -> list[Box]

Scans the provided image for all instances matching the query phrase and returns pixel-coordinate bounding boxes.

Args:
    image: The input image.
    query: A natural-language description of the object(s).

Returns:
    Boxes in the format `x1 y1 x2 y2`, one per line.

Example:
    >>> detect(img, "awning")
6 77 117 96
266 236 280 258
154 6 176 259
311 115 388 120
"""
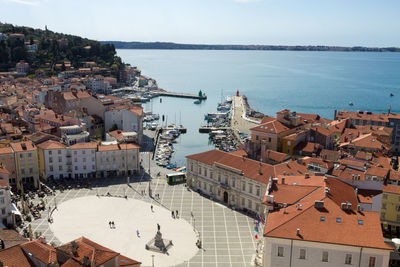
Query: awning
11 203 22 216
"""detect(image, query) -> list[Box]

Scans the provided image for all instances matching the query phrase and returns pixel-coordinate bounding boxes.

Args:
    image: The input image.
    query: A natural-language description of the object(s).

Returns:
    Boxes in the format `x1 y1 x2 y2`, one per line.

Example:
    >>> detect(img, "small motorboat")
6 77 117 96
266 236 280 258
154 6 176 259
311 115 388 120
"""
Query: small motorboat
349 102 354 106
390 93 394 97
194 100 201 104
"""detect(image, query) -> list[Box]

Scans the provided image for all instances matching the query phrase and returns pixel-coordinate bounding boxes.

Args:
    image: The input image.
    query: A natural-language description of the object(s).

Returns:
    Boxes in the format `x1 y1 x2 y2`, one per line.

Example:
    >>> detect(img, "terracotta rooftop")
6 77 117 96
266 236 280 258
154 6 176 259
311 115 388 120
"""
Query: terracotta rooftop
56 236 119 265
69 142 98 150
383 184 400 195
251 120 290 134
37 140 66 150
0 244 32 267
10 140 36 152
20 239 56 264
264 176 391 250
265 149 290 163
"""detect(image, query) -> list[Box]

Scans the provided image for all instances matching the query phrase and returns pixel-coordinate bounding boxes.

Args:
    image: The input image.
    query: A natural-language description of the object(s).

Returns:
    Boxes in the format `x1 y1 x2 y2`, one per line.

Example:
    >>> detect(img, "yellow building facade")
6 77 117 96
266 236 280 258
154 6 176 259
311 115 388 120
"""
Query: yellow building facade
381 184 400 236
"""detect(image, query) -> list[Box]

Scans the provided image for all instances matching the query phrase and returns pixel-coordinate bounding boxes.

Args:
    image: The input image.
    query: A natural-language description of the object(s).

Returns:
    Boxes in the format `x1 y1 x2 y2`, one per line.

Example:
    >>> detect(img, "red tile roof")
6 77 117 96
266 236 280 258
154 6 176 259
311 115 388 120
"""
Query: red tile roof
21 239 56 264
0 244 32 267
69 142 98 150
10 140 36 152
265 150 290 163
264 177 391 250
37 140 66 150
57 237 119 265
383 184 400 195
251 120 290 134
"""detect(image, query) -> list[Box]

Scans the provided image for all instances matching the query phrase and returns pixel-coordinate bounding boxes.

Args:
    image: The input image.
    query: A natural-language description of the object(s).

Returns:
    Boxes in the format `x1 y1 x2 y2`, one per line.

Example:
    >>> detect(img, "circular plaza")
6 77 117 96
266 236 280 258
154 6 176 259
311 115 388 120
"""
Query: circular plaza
50 195 198 267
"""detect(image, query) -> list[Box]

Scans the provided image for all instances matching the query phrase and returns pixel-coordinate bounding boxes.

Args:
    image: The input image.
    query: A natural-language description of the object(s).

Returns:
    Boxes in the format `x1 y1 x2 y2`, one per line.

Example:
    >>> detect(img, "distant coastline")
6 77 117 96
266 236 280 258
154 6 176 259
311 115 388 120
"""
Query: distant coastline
101 41 400 52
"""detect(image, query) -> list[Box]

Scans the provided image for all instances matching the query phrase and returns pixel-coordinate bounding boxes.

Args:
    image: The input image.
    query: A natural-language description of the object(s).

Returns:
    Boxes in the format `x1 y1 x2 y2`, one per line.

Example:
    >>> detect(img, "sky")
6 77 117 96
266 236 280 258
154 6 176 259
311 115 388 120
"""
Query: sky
0 0 399 47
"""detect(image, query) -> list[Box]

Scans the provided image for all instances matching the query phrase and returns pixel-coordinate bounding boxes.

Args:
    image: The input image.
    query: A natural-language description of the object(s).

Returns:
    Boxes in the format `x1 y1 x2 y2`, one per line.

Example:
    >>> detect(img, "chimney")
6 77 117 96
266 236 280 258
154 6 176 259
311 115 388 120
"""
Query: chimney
71 241 78 257
281 177 285 184
314 200 324 209
258 162 262 175
296 228 300 236
39 236 46 244
305 173 310 179
341 202 347 210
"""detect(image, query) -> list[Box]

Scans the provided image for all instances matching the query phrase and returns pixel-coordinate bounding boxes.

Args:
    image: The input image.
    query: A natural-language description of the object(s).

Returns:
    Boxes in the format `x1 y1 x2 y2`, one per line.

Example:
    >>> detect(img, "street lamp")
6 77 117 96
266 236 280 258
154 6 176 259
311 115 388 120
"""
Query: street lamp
151 255 155 267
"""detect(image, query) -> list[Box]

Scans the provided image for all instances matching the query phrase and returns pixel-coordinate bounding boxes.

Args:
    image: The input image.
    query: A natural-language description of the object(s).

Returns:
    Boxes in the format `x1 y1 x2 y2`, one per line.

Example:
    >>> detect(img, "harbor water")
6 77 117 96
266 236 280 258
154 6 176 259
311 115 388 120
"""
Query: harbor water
117 49 400 165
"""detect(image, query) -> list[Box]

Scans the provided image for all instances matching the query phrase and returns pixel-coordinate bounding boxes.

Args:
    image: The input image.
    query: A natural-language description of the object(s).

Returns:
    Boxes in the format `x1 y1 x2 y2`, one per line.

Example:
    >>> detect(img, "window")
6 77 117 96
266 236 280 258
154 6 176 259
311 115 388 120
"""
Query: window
368 257 376 267
0 197 4 204
19 154 23 159
248 199 252 209
1 208 5 215
256 186 260 196
397 205 400 212
322 251 328 262
74 158 77 162
299 248 306 259
210 171 213 179
21 169 25 175
83 158 86 162
358 219 363 225
59 166 62 171
58 156 62 162
49 157 53 163
345 254 352 265
82 150 86 154
50 166 53 172
255 203 260 212
397 215 400 222
74 151 77 155
320 216 325 221
249 184 253 194
381 212 386 219
242 182 246 191
58 150 61 154
336 217 341 223
268 137 271 142
209 184 212 193
190 164 193 172
382 203 386 209
277 246 284 257
75 166 78 171
232 179 235 188
29 168 33 174
28 153 32 157
199 167 201 174
231 194 235 202
218 174 221 182
83 165 86 170
203 182 206 190
204 168 207 177
48 151 52 155
383 194 388 199
241 198 245 206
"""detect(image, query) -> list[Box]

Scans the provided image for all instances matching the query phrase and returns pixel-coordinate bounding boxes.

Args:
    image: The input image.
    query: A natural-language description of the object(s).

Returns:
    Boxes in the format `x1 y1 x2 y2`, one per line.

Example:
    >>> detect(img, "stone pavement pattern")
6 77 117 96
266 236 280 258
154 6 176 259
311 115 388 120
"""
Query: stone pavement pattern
27 175 258 267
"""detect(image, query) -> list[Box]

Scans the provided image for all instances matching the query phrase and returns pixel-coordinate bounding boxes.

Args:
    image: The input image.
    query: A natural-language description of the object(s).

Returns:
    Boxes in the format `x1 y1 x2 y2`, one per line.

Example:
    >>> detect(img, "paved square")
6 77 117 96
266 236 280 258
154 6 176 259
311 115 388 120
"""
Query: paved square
24 174 258 266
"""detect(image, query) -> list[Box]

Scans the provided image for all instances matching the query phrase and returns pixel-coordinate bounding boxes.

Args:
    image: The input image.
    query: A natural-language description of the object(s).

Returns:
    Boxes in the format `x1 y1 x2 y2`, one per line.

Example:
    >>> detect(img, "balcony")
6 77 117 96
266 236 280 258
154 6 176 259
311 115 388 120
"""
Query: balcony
219 182 230 190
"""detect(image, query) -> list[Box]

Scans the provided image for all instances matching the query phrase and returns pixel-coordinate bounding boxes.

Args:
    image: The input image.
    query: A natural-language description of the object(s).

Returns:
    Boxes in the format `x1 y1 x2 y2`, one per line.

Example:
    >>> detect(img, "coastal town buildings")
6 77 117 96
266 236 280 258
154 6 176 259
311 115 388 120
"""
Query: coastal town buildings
70 142 97 179
96 143 140 178
262 175 391 267
381 185 400 236
335 110 400 153
186 149 307 217
37 140 68 180
0 236 141 267
0 168 13 227
10 141 39 190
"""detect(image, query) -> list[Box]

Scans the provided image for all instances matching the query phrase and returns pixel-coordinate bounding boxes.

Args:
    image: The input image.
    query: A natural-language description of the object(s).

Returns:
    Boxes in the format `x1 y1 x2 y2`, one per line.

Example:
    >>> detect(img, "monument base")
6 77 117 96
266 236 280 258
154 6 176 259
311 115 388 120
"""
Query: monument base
145 230 173 254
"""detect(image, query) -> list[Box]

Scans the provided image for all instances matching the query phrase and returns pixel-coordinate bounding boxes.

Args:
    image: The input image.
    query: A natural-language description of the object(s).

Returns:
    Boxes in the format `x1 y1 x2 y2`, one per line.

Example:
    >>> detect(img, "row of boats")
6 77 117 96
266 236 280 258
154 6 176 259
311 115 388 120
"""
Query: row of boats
155 125 184 167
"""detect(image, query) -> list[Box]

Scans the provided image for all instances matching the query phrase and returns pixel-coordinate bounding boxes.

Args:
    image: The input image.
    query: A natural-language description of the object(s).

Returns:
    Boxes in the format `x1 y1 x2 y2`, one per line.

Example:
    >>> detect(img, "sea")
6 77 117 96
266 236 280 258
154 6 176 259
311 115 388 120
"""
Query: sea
117 49 400 166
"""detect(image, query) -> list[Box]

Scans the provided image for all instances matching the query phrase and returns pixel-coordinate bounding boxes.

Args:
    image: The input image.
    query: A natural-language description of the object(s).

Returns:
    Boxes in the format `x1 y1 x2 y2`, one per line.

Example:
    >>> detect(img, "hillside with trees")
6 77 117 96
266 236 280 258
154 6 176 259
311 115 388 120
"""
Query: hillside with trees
0 23 124 74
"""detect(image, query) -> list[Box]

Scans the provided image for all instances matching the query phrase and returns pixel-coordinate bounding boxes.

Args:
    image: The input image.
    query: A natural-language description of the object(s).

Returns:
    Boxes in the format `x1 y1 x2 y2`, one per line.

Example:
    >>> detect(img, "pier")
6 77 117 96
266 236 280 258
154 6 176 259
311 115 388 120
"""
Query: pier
156 90 207 100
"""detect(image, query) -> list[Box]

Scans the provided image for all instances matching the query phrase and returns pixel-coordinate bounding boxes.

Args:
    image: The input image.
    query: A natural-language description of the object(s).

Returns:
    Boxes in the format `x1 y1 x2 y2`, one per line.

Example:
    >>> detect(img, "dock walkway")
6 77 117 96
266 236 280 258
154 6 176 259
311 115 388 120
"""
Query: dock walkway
156 90 207 100
231 96 260 136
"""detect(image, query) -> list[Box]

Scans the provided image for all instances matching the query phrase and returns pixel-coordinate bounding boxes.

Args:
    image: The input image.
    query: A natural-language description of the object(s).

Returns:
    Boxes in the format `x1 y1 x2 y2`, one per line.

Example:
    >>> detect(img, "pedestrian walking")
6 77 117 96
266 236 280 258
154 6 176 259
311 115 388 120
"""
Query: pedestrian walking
176 210 179 218
112 221 115 228
172 210 175 219
191 211 193 217
109 221 111 228
151 205 154 212
136 229 140 237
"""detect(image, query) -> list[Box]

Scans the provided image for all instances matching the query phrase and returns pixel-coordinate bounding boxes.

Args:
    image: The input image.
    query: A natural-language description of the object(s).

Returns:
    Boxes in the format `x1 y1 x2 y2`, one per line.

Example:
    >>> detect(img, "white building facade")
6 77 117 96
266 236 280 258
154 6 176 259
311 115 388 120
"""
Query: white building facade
70 142 97 179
